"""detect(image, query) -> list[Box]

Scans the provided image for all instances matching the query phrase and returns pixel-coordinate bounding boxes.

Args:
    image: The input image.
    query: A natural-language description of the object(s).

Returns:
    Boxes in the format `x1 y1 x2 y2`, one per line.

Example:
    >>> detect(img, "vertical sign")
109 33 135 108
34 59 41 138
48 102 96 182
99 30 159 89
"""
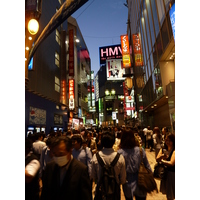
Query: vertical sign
132 34 143 66
69 29 74 76
69 79 74 110
120 35 131 68
169 3 175 42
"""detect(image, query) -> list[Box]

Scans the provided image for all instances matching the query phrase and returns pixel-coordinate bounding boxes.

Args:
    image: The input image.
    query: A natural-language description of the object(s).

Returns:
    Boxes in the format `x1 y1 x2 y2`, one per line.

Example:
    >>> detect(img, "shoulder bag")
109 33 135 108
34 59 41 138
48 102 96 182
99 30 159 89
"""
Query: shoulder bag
137 147 158 193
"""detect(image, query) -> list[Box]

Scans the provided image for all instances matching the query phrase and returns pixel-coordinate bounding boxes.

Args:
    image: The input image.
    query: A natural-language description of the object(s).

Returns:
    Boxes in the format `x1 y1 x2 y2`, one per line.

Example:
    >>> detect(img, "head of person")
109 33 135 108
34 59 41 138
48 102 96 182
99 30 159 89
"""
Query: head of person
51 136 72 167
153 127 160 135
162 127 167 135
147 126 151 130
71 134 83 150
165 133 175 150
101 131 115 148
120 128 138 149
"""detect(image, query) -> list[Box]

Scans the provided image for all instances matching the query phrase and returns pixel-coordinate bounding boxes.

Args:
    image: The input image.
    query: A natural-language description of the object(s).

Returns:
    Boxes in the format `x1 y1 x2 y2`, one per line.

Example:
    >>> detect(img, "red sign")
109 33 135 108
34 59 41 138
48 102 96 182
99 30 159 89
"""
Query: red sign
69 79 74 110
69 29 74 76
132 34 143 66
120 35 131 68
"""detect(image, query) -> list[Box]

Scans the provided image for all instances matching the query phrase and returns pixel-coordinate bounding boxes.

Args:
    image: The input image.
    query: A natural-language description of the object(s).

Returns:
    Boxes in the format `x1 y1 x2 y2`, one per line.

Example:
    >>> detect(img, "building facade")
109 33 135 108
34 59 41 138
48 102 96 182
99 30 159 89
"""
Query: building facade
25 0 90 135
127 0 175 132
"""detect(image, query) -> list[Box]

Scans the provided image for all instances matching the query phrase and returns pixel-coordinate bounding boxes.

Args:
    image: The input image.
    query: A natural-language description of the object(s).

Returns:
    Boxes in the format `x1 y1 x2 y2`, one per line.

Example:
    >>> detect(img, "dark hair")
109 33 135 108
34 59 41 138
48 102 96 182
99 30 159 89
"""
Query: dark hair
166 133 175 149
101 131 115 148
120 128 138 149
51 136 72 152
71 134 83 145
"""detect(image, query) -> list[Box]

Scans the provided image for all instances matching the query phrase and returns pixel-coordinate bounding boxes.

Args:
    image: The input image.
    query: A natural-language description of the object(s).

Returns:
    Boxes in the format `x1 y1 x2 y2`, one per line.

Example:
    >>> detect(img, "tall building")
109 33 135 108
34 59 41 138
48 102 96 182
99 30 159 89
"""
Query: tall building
126 0 175 132
25 0 90 135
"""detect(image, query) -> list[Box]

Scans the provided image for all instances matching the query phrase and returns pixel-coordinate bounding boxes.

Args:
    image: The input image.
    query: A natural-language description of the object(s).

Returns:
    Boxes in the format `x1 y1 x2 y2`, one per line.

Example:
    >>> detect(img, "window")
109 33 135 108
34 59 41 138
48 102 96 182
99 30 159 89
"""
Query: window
146 0 155 46
55 76 60 92
161 19 169 51
150 0 160 37
156 0 165 26
56 29 60 45
55 52 59 67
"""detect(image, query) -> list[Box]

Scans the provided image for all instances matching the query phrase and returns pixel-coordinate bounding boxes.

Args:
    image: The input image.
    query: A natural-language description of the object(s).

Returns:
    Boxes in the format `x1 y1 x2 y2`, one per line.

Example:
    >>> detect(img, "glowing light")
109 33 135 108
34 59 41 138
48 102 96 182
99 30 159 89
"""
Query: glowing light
28 19 39 35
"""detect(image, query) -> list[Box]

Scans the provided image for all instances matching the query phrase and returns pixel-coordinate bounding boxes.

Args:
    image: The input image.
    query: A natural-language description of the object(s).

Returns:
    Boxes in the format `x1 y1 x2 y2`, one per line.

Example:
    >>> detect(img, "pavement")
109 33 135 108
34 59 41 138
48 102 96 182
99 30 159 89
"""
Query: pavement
120 148 167 200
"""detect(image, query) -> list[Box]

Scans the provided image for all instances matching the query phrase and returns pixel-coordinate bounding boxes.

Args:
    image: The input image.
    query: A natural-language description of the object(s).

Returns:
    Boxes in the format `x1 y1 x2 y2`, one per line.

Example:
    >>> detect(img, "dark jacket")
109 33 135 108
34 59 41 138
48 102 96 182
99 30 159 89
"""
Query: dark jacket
41 158 92 200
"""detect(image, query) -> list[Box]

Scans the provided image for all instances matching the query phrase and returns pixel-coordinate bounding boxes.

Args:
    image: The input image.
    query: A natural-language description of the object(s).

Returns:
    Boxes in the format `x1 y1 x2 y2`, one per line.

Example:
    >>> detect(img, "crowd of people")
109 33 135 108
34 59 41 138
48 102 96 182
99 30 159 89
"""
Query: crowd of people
25 125 175 200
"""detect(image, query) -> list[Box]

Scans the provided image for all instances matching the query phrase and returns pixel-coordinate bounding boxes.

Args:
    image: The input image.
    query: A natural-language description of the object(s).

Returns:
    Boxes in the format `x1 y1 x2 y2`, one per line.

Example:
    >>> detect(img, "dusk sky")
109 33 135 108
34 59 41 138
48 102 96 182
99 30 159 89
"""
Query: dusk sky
72 0 128 76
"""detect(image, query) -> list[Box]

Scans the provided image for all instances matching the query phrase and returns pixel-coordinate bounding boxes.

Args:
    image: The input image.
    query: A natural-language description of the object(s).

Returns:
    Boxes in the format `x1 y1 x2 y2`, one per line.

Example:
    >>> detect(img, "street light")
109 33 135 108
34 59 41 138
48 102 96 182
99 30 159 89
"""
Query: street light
28 19 39 35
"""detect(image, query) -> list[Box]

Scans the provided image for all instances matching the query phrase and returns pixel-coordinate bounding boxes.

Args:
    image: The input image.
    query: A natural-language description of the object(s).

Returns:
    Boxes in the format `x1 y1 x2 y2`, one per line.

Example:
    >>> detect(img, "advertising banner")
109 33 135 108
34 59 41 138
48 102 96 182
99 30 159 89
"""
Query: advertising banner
69 29 74 76
99 44 122 65
132 34 144 66
69 79 75 110
106 59 125 80
120 35 131 68
169 3 175 41
29 106 46 125
28 0 88 64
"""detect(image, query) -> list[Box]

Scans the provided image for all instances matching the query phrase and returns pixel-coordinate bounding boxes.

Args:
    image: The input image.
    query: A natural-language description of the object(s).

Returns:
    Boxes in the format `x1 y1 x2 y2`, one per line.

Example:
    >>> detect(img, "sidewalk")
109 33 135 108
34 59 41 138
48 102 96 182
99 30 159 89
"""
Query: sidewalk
120 148 167 200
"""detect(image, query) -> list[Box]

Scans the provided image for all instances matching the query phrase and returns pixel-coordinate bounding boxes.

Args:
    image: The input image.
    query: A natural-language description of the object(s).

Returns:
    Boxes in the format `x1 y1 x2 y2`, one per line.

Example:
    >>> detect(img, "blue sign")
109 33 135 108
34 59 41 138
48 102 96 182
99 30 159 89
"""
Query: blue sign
28 57 33 70
169 3 175 42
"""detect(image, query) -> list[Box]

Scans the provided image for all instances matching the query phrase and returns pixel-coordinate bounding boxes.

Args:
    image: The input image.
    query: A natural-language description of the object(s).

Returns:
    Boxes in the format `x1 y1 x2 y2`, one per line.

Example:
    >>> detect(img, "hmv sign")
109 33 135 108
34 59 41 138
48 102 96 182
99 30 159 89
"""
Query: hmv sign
99 44 122 65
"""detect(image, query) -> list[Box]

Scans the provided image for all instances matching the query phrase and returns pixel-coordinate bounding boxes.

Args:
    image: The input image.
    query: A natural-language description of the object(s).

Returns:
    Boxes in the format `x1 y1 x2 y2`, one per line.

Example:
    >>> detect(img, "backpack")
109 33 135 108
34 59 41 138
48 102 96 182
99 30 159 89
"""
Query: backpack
94 152 120 200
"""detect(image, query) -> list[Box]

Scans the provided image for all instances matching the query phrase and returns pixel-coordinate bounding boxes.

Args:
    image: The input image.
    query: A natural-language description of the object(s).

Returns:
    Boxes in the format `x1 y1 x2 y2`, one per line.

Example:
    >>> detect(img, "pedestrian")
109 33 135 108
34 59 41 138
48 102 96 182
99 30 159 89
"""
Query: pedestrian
32 132 46 159
86 130 97 155
25 138 40 200
91 131 126 199
41 136 92 200
39 136 54 180
71 134 93 179
118 128 152 200
153 127 162 158
156 133 175 200
146 126 153 151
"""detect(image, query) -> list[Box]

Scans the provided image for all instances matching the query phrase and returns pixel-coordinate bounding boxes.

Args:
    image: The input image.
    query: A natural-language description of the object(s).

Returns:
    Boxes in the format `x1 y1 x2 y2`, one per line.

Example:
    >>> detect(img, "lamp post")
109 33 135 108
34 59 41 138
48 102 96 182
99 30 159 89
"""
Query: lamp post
25 0 42 87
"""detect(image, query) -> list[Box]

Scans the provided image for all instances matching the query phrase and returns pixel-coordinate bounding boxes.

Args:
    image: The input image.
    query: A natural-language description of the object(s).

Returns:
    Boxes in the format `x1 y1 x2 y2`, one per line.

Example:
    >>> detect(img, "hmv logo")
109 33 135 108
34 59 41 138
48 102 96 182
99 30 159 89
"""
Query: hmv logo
99 44 122 64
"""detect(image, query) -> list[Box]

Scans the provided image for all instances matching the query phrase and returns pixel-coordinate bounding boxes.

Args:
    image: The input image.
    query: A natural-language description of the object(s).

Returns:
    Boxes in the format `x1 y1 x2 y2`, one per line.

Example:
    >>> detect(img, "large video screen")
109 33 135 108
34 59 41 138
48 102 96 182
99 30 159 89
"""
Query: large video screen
106 59 125 80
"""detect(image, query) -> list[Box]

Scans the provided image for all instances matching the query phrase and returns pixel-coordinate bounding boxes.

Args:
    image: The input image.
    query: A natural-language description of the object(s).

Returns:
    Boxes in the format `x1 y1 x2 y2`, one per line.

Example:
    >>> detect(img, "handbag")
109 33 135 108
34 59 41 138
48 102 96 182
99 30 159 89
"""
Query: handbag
137 147 158 193
153 162 168 180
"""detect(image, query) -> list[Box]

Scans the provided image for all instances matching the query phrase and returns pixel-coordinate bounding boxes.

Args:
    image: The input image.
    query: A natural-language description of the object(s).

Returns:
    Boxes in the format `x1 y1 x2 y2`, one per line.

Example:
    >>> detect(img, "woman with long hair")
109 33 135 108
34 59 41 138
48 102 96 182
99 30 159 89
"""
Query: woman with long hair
156 133 175 200
118 128 152 200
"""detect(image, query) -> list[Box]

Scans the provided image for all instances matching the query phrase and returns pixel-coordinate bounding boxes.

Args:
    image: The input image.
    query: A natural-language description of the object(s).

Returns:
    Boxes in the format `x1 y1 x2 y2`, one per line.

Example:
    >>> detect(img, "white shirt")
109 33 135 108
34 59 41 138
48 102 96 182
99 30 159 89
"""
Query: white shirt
32 140 46 155
91 148 126 185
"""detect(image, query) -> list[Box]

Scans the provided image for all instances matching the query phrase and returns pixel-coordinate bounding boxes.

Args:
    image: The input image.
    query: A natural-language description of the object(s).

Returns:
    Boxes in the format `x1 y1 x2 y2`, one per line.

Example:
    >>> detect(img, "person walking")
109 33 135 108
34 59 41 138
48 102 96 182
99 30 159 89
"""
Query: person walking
118 128 152 200
156 133 175 200
32 132 46 160
71 134 93 179
91 131 126 199
41 136 92 200
153 127 163 158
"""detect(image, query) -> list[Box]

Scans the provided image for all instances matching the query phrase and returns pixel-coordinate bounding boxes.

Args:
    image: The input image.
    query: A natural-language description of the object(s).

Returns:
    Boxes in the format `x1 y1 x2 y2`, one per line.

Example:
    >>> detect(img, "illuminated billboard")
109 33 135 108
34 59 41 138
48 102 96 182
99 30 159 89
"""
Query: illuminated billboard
99 44 122 65
69 79 74 110
169 3 175 42
120 35 131 68
106 59 125 80
132 34 143 66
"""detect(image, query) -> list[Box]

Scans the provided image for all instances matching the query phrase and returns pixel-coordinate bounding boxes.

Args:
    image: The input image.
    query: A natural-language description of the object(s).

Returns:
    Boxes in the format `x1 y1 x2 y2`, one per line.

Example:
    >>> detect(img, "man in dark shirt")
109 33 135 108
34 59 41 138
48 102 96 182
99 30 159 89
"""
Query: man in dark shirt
41 136 92 200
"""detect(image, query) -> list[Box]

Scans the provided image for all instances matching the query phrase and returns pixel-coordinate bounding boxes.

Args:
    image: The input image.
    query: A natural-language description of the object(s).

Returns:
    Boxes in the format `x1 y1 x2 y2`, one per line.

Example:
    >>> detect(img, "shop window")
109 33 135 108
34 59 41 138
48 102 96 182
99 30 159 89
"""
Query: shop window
161 19 169 51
